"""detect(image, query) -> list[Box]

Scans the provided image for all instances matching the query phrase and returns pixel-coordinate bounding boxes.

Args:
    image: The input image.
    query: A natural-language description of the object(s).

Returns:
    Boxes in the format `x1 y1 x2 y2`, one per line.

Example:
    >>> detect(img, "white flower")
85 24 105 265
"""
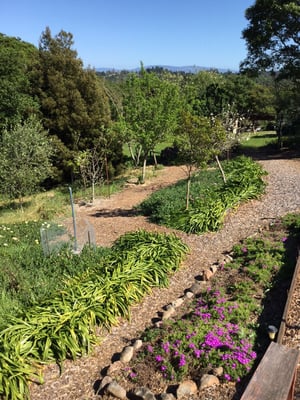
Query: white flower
3 243 8 247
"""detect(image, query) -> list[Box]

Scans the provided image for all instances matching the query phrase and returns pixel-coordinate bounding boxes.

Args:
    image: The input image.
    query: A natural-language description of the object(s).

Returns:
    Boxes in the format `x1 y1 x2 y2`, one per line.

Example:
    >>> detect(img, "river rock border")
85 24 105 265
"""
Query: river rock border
97 256 233 399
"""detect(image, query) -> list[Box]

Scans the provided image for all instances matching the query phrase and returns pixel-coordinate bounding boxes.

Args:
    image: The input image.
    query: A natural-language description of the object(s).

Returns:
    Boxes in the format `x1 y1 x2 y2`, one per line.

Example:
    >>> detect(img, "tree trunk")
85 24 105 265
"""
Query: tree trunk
136 146 142 166
19 196 24 212
153 152 158 169
186 169 192 210
277 114 283 150
215 155 226 184
141 158 147 183
91 180 95 203
105 155 110 198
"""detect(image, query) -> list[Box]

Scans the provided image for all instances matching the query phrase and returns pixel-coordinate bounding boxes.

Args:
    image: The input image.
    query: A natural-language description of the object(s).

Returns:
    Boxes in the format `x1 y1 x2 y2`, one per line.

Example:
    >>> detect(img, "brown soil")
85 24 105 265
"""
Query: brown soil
30 155 300 400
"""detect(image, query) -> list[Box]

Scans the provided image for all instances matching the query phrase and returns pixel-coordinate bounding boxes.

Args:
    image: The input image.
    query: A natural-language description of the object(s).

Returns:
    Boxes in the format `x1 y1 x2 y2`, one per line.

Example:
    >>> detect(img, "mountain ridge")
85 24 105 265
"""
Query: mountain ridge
96 65 234 73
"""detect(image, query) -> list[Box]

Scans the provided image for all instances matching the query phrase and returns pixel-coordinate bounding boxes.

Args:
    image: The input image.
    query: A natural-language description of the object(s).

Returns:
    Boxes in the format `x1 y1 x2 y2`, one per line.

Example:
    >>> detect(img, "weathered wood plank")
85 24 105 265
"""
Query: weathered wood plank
241 341 300 400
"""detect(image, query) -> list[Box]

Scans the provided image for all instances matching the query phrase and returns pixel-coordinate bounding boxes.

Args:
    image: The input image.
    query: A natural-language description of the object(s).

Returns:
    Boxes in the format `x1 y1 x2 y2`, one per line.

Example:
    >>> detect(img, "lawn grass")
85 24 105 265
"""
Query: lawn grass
239 130 277 149
0 177 128 225
122 138 174 159
0 190 70 225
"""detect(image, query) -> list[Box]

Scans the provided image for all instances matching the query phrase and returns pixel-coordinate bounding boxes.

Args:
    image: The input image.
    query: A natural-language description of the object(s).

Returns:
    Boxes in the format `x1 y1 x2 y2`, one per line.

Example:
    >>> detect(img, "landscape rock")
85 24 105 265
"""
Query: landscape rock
184 291 194 299
133 339 143 350
199 374 220 390
99 375 113 391
132 386 156 400
162 305 176 320
177 380 198 398
106 381 127 399
154 320 163 328
221 254 233 264
212 366 223 377
189 282 203 294
171 297 185 308
203 269 214 281
120 346 134 363
210 263 218 274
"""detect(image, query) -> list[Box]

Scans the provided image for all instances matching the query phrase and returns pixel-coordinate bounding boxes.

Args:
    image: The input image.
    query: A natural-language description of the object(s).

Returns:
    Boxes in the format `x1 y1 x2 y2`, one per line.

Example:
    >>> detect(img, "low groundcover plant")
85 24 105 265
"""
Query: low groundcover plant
134 289 257 384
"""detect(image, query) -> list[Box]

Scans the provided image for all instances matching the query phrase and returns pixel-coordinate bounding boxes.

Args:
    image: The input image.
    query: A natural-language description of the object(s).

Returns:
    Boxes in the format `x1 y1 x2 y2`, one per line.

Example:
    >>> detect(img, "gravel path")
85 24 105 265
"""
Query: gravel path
30 154 300 400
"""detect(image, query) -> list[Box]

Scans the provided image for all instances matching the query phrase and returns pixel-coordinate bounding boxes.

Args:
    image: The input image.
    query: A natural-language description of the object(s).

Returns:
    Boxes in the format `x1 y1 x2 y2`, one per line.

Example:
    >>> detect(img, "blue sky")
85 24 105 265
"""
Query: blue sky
1 0 254 71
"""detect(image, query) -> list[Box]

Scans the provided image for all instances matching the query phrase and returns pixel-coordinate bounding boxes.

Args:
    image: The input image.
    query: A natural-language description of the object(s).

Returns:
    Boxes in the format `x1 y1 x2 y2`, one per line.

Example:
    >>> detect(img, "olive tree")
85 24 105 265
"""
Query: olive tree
0 117 53 207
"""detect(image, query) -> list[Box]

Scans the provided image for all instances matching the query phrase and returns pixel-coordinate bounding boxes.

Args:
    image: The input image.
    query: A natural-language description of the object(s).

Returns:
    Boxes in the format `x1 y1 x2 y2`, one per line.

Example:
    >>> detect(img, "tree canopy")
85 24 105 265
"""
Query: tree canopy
122 64 181 182
175 112 226 209
1 23 298 196
30 27 112 181
0 117 53 205
241 0 300 80
0 33 39 127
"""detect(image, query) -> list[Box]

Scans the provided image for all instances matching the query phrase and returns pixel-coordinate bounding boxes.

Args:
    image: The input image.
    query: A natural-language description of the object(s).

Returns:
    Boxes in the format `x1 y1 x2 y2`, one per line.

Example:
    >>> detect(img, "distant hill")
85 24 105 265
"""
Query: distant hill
96 65 233 73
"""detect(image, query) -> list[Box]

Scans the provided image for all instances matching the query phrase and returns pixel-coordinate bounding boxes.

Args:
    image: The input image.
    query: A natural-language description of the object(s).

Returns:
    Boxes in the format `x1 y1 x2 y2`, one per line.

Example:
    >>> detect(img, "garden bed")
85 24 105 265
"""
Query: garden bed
27 155 300 400
97 216 297 399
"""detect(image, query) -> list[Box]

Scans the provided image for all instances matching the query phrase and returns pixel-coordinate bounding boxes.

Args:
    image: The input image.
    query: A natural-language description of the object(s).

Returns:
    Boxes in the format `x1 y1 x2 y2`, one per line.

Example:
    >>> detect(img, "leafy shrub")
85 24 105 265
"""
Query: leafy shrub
138 168 224 226
139 156 267 234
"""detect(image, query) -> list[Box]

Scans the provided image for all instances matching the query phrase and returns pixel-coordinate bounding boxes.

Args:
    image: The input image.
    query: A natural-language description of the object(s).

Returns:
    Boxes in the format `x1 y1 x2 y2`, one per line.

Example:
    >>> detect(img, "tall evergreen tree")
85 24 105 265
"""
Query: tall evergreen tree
31 27 112 181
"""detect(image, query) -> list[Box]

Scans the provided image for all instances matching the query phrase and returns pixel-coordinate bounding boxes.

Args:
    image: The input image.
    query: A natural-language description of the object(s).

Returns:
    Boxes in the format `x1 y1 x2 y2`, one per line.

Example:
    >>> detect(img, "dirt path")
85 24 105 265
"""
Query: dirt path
30 156 300 400
75 165 188 247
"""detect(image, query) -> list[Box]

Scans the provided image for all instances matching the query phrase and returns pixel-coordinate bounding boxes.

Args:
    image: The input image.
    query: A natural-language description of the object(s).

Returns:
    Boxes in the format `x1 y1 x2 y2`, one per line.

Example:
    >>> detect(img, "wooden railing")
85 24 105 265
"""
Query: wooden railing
241 252 300 400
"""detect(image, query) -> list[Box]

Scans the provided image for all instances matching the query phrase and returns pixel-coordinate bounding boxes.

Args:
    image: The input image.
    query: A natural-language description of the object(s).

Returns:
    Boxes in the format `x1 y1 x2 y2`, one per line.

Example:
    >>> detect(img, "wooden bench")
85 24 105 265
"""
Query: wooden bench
241 341 300 400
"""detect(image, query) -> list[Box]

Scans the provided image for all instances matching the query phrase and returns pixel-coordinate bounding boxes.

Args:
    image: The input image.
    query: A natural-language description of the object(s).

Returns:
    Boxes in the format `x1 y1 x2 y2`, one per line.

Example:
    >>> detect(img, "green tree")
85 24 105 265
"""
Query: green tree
31 27 112 181
122 64 181 182
273 78 299 147
242 1 300 142
0 33 39 127
175 112 226 209
0 117 53 206
223 73 276 132
182 70 225 116
241 0 300 79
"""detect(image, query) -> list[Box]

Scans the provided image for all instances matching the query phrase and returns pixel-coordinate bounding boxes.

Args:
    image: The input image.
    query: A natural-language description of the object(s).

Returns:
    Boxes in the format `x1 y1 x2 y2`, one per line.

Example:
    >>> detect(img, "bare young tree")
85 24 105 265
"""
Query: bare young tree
76 146 105 203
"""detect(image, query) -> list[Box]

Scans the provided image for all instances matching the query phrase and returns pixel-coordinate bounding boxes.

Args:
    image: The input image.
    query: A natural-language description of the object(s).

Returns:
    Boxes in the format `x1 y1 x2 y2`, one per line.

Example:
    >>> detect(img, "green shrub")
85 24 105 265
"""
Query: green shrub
175 156 267 234
138 168 224 226
138 156 267 234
